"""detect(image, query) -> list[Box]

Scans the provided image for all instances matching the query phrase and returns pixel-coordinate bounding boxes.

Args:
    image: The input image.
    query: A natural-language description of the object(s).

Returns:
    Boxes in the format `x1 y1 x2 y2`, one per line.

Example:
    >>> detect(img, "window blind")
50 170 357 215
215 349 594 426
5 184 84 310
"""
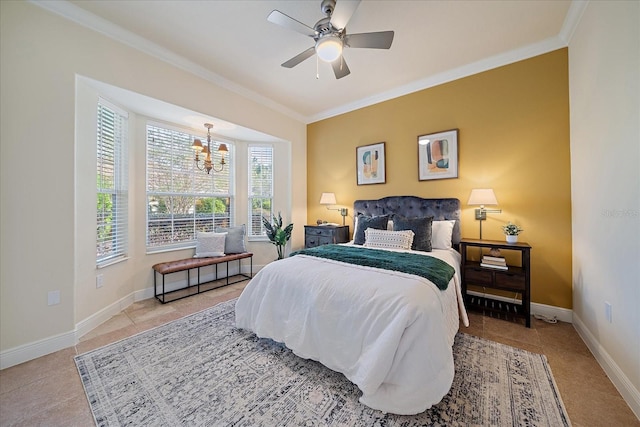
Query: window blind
96 98 128 266
248 145 274 237
146 123 234 250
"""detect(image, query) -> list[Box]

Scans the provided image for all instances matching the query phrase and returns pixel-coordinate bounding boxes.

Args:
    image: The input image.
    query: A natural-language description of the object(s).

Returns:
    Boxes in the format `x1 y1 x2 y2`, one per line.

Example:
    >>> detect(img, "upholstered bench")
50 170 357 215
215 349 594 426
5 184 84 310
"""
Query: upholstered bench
152 252 253 303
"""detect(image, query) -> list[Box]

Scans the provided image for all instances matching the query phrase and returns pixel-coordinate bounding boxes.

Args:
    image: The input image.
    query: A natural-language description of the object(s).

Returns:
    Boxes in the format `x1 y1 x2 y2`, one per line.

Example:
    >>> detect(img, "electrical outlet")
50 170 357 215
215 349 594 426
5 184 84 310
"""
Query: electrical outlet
605 301 612 323
96 274 104 288
47 290 60 306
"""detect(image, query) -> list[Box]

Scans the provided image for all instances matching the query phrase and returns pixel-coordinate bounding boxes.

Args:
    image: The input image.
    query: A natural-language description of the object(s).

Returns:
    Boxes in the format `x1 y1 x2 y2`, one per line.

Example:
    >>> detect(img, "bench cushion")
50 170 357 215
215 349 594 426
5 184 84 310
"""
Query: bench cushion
153 252 253 275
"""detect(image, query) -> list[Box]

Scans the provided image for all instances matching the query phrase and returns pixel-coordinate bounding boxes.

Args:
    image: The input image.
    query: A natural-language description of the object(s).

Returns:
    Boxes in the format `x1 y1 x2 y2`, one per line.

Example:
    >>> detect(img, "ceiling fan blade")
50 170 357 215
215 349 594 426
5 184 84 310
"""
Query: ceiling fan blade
331 57 351 79
330 0 361 30
345 31 394 49
282 47 316 68
267 10 317 37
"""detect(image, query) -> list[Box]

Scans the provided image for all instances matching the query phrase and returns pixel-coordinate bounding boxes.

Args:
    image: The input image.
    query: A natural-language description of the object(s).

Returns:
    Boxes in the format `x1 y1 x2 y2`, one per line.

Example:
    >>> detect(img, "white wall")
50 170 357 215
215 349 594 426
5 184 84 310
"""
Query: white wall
0 1 307 366
568 0 640 417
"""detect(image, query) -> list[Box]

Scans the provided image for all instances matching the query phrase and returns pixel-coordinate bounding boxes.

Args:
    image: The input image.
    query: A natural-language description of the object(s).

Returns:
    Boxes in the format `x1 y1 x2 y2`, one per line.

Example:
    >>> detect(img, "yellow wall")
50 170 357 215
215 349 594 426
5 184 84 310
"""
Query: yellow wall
307 49 572 309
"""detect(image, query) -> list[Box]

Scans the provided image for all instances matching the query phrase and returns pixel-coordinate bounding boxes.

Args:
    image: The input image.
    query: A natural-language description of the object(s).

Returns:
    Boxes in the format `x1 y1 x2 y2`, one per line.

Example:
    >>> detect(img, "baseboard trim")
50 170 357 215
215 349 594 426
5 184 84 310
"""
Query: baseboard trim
0 330 76 370
75 293 135 340
466 290 573 323
572 314 640 420
135 287 155 302
1 293 137 369
531 301 573 323
2 264 261 370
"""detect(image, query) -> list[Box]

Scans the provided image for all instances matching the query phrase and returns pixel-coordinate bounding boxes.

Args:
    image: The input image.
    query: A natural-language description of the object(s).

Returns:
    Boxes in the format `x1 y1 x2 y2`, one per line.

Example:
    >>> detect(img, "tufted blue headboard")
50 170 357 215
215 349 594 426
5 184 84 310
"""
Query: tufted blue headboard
353 196 461 249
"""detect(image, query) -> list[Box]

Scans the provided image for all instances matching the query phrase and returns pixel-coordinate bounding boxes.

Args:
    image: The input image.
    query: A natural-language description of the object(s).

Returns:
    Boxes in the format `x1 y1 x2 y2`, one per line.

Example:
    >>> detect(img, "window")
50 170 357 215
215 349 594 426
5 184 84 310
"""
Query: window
248 145 273 238
146 123 233 250
96 98 128 266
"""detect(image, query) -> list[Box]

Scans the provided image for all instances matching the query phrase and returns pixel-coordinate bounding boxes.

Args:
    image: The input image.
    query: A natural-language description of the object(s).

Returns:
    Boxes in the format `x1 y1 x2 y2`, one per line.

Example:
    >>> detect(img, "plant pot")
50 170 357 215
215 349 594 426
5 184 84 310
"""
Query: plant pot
506 235 518 243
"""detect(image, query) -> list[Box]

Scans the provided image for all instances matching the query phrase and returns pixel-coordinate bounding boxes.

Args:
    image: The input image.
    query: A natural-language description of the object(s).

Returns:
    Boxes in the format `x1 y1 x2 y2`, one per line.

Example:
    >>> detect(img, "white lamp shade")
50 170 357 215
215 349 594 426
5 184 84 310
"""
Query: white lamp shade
316 35 343 63
467 188 499 206
319 192 337 205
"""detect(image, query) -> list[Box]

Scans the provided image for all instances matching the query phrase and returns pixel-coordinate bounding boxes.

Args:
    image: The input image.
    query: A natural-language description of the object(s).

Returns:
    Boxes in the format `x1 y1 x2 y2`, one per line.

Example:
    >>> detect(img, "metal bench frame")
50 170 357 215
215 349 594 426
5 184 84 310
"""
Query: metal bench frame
152 253 253 303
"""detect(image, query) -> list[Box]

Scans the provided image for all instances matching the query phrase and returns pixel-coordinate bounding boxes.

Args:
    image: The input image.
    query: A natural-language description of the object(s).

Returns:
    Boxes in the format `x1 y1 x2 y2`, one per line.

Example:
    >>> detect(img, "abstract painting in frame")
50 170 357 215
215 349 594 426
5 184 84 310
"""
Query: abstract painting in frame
356 142 386 185
418 129 458 181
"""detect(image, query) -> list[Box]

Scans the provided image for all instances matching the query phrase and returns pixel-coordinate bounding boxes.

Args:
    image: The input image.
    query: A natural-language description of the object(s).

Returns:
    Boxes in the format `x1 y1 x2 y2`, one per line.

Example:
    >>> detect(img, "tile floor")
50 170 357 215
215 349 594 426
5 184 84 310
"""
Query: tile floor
0 280 638 427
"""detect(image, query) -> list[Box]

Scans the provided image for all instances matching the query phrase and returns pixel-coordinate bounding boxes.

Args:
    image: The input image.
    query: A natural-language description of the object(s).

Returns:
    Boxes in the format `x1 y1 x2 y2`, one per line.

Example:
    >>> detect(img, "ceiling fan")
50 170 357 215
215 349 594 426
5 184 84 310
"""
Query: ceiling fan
267 0 394 79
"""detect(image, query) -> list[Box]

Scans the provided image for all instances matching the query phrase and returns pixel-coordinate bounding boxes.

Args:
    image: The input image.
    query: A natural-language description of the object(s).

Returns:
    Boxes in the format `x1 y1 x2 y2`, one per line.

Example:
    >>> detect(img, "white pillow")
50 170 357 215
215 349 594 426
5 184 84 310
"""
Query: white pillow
363 228 415 250
431 220 456 250
194 232 227 258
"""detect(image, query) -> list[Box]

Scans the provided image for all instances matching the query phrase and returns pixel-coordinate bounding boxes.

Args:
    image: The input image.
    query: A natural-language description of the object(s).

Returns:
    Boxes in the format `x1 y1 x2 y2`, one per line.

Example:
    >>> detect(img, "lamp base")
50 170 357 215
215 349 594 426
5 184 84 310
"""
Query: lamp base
339 208 348 226
474 208 487 220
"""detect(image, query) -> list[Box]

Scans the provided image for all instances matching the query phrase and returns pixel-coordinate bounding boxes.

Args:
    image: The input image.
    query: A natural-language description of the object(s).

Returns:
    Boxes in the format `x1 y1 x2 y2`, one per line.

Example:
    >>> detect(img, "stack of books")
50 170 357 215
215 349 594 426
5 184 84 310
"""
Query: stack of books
481 255 508 270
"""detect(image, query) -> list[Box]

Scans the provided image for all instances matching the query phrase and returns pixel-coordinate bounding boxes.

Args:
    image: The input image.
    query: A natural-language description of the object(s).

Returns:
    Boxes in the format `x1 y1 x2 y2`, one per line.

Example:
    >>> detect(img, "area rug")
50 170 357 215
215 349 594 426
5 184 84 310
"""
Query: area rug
75 299 571 426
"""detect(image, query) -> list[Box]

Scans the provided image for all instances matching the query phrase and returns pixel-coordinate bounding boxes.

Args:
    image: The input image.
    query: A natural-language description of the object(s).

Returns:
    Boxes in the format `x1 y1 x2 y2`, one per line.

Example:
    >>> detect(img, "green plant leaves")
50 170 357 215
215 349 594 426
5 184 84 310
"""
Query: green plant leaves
262 211 294 259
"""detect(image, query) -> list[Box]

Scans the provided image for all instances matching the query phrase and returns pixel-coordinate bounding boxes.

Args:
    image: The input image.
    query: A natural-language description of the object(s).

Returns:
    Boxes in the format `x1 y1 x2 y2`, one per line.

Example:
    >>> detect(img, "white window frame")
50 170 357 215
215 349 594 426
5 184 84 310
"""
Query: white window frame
146 122 235 252
247 144 274 240
96 97 129 267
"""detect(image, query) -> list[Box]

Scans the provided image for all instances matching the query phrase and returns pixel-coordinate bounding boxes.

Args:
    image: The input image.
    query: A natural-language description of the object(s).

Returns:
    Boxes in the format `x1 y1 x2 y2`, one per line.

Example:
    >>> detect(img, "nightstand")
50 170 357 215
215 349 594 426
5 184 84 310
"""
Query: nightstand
304 225 350 248
460 238 532 327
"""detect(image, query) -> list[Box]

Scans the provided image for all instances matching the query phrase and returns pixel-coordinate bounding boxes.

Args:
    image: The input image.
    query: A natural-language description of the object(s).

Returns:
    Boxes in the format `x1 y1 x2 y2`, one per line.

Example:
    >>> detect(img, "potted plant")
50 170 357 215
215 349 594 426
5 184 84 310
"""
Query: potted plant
502 222 523 243
262 211 294 259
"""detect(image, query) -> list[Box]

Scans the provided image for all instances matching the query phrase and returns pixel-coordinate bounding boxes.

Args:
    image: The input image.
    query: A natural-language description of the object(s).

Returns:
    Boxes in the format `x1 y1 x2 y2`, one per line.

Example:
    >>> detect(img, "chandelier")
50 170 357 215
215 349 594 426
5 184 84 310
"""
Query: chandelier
191 123 228 174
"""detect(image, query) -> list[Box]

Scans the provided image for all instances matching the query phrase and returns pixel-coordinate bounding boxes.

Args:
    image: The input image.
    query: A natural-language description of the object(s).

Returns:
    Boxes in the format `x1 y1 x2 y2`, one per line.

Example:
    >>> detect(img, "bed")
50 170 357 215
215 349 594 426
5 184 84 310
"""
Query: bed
235 196 468 415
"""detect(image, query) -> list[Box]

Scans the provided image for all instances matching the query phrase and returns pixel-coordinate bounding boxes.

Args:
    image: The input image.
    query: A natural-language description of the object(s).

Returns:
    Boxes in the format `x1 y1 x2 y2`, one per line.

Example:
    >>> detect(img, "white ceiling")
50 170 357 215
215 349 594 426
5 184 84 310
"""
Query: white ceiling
36 0 578 139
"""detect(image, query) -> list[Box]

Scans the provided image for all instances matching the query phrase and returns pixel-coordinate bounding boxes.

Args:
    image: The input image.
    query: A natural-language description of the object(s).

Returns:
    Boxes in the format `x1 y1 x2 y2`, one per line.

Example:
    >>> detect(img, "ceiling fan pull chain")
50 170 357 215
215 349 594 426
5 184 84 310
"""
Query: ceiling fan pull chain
316 54 320 79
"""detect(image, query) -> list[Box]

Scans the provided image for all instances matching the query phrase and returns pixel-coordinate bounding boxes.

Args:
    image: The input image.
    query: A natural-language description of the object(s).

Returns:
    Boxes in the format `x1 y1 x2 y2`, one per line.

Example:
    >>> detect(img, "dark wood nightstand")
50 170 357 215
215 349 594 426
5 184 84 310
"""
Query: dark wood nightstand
304 225 350 248
460 238 532 327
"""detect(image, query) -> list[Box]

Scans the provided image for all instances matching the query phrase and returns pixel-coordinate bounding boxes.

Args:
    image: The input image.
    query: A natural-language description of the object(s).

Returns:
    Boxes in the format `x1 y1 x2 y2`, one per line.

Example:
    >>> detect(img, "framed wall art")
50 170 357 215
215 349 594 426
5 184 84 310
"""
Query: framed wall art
356 142 386 185
418 129 458 181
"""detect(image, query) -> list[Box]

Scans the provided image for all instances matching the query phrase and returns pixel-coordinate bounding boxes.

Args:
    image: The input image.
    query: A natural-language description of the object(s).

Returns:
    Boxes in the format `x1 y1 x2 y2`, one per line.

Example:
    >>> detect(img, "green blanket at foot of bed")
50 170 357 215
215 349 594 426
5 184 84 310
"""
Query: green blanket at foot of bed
290 245 454 290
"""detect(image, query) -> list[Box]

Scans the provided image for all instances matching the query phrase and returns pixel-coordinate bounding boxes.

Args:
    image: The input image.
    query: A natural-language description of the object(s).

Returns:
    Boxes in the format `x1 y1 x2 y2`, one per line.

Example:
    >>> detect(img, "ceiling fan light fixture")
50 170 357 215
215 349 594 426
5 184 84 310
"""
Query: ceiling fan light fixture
315 35 343 62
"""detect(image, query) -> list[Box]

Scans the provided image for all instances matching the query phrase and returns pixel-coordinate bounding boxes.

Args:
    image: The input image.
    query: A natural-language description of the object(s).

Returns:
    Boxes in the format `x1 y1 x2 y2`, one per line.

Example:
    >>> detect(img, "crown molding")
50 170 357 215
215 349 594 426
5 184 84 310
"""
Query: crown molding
311 0 587 122
29 0 307 124
30 0 582 125
559 0 589 45
309 34 567 123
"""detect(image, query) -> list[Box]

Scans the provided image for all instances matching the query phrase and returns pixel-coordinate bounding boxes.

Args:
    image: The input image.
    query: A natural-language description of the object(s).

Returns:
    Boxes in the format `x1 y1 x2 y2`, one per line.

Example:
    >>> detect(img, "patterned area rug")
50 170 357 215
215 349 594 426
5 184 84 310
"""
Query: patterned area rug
76 299 571 426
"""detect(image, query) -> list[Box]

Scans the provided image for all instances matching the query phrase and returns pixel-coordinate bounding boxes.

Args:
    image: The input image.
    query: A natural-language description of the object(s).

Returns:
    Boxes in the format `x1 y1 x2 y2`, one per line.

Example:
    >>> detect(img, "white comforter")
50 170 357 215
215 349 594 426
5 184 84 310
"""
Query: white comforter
235 246 468 415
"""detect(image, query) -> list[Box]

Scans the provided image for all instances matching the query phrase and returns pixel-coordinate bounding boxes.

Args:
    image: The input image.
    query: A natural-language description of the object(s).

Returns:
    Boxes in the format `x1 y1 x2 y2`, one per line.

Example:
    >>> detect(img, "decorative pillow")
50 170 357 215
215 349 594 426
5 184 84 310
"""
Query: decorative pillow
432 220 456 250
393 215 434 252
353 215 390 245
215 224 246 254
364 228 415 250
354 216 394 235
194 232 227 258
355 216 393 236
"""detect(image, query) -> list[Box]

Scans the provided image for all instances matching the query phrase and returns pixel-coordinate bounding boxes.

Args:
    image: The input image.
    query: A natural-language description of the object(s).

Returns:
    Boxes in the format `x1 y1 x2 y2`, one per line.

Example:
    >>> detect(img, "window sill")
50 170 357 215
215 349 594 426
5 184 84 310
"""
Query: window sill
146 245 196 256
97 256 129 269
248 237 271 242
